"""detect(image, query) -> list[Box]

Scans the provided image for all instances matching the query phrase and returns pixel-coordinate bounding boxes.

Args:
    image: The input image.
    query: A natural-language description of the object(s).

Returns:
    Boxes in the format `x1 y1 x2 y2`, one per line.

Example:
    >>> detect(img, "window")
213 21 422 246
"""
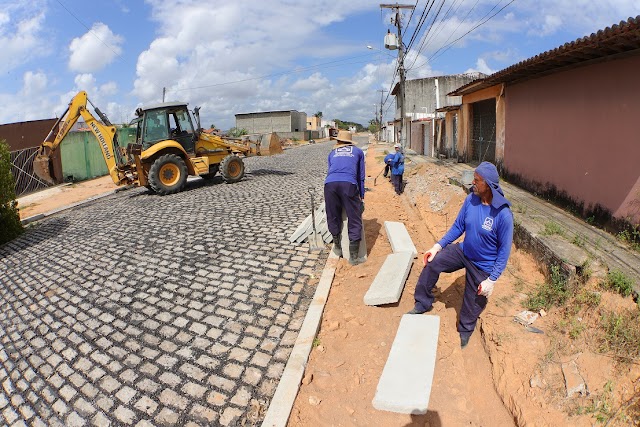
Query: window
143 110 168 142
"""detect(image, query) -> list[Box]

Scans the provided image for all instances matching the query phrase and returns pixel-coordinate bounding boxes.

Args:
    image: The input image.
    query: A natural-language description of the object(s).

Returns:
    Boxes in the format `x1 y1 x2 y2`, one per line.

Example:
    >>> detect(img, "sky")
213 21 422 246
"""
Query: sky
1 0 639 131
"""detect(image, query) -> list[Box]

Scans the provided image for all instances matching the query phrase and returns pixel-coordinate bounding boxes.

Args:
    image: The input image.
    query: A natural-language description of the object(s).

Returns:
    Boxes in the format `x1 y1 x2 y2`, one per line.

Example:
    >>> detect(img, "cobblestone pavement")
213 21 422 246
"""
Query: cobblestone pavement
0 141 344 426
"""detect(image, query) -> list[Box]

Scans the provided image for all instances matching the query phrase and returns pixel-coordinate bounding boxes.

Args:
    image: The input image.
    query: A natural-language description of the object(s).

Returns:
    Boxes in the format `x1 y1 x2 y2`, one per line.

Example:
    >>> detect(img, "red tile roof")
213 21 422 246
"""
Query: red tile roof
450 16 640 95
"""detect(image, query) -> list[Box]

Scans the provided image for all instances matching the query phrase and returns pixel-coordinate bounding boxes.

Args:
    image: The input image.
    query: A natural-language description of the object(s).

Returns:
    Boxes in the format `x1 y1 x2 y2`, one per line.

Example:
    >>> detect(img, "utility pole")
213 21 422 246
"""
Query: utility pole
380 3 414 148
378 89 387 141
162 87 166 102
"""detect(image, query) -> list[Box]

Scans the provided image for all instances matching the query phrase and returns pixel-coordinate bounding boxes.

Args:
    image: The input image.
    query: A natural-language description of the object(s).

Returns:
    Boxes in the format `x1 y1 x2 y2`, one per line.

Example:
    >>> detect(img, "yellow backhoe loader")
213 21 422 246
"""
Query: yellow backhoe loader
34 91 280 195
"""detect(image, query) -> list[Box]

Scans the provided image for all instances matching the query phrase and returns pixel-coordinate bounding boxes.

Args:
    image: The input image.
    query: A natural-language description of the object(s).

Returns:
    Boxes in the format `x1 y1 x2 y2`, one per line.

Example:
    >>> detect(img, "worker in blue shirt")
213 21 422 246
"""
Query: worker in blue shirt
407 162 513 349
324 130 366 265
390 143 404 194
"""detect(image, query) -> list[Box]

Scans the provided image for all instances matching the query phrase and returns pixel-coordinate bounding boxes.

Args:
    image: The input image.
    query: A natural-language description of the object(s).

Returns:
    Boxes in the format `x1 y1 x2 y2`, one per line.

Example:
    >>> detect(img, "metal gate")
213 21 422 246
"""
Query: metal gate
471 99 496 163
10 147 50 196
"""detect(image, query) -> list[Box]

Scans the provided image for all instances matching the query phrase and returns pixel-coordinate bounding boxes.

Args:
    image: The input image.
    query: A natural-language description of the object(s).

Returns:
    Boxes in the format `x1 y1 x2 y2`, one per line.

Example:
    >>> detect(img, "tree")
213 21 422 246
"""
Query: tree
368 118 380 134
314 111 323 119
210 124 216 129
227 127 248 137
0 139 23 245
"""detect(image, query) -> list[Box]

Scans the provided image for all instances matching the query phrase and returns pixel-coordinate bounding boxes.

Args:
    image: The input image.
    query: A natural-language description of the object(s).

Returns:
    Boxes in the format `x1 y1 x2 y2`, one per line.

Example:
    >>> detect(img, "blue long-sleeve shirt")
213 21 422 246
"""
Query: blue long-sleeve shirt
391 152 404 175
438 193 513 281
325 144 366 199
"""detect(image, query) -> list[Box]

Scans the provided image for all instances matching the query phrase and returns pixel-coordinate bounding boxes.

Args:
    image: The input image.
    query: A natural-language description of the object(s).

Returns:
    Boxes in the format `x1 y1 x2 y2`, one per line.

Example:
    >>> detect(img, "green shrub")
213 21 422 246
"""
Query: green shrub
601 270 635 297
0 139 23 245
599 310 640 359
525 265 569 311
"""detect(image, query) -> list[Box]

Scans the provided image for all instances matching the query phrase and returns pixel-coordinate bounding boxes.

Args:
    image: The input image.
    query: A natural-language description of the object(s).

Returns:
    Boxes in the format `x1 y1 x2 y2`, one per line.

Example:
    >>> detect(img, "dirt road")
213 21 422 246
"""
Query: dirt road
287 143 640 426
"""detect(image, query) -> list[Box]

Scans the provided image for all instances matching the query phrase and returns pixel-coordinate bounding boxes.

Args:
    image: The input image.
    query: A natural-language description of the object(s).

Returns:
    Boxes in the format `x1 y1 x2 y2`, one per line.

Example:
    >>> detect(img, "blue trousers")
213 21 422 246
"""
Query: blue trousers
391 173 403 194
413 243 490 337
324 181 362 241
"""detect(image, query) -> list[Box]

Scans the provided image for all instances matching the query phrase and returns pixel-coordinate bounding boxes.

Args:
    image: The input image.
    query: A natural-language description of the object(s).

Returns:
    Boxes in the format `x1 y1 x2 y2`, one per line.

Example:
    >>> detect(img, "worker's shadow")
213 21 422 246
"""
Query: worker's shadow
438 274 466 320
0 218 69 260
403 411 442 427
363 218 382 256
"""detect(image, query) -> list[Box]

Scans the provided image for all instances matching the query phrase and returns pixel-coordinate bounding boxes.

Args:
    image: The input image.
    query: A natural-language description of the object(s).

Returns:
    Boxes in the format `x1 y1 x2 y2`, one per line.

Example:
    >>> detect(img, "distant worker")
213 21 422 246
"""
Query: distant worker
383 152 394 178
407 162 514 349
324 130 366 266
390 143 404 195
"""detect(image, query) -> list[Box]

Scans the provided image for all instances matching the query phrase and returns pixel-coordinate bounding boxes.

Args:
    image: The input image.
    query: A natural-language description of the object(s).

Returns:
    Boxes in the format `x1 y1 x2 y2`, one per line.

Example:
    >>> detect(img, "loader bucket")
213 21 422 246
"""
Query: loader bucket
33 152 56 185
260 132 283 155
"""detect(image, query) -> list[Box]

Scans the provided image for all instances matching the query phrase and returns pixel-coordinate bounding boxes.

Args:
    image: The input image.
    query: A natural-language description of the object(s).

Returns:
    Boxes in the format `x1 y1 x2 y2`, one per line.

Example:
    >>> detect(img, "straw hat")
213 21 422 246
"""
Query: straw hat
333 130 355 144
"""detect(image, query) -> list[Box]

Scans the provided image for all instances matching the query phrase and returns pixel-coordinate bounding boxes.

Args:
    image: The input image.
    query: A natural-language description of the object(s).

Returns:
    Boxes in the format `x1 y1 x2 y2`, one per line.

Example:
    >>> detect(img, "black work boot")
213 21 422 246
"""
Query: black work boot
332 234 342 257
348 240 365 266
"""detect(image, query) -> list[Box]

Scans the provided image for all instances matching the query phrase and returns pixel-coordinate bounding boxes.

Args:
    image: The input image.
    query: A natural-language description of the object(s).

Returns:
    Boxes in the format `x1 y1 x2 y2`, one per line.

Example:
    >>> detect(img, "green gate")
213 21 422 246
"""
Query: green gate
60 128 136 181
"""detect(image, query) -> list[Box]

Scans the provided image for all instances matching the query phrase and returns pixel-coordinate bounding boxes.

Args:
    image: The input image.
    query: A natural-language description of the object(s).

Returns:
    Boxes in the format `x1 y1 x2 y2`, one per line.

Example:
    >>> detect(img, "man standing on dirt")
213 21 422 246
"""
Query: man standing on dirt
407 161 513 348
324 130 366 266
390 143 404 195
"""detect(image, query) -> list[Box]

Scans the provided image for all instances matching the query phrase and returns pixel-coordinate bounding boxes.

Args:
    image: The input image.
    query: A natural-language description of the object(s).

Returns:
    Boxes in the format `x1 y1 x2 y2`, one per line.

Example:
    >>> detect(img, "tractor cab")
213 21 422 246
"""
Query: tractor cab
135 102 197 153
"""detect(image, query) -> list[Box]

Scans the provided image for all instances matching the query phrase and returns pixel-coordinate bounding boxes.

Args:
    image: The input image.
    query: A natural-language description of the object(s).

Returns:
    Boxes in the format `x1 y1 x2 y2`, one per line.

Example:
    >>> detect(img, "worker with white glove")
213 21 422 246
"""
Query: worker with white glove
407 162 513 349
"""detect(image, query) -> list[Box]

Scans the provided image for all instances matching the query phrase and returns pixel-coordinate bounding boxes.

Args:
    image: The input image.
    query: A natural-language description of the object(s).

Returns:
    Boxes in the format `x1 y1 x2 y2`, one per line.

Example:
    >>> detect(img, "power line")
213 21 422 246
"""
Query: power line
411 0 517 70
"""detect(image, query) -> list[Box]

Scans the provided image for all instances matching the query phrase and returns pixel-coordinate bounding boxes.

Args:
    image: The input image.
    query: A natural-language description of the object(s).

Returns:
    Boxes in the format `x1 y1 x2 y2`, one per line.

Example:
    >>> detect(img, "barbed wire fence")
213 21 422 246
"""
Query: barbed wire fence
10 147 50 196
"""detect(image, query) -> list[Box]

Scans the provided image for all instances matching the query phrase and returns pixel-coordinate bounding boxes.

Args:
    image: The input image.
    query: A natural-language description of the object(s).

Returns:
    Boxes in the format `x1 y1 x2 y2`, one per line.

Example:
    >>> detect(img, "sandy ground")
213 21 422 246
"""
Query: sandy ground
13 144 639 426
16 175 118 219
288 143 640 426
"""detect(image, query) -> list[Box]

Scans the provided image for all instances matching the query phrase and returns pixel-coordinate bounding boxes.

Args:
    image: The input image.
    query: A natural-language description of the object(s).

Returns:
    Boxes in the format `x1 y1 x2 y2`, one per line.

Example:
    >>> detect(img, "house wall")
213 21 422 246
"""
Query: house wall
504 54 640 224
236 112 296 134
458 85 503 163
291 112 307 132
403 74 483 120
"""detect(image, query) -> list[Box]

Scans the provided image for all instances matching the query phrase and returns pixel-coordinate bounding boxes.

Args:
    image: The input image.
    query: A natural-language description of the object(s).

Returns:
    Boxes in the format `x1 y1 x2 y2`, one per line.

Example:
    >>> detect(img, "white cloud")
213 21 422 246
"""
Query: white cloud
132 1 380 128
465 58 495 75
68 23 123 73
0 8 47 74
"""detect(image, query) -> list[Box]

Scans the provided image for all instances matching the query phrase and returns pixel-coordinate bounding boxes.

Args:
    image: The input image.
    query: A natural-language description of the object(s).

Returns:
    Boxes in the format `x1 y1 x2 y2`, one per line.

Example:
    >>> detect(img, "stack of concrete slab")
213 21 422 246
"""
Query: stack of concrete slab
372 314 440 414
289 205 332 244
363 221 416 306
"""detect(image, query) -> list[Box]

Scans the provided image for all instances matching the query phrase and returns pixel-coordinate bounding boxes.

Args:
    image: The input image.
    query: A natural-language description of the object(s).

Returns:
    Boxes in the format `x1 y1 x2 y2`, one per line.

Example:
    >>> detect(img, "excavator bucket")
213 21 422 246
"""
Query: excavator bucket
33 151 56 185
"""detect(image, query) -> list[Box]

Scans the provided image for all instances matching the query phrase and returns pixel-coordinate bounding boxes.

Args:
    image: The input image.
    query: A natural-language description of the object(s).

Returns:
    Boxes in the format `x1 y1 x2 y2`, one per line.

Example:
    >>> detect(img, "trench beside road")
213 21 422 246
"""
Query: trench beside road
0 142 338 426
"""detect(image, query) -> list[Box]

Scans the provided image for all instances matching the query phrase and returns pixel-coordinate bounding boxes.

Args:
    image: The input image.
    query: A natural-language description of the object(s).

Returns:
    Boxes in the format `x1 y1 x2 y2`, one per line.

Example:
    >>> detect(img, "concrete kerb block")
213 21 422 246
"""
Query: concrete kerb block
364 252 413 306
373 314 440 414
384 221 417 258
261 252 339 426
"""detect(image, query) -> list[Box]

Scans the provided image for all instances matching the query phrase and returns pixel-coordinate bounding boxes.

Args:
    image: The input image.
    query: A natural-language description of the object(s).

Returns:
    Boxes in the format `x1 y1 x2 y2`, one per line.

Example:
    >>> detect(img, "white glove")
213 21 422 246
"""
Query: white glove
422 243 442 266
477 278 496 297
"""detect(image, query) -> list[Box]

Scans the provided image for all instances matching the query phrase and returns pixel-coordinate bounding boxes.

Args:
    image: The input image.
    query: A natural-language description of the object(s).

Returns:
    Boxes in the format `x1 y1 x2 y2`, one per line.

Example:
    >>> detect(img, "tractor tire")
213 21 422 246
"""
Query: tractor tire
148 154 188 195
201 164 219 180
220 155 245 183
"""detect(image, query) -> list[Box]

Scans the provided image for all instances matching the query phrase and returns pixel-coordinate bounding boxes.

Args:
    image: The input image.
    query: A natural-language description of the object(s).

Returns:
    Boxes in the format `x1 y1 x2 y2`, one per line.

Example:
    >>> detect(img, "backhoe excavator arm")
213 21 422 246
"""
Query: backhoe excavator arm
34 91 134 186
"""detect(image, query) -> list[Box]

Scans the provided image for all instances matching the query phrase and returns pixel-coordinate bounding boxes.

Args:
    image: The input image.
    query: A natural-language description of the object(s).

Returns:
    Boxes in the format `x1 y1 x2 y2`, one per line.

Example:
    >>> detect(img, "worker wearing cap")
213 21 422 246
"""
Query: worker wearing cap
324 130 366 265
407 161 513 349
390 143 404 195
383 152 394 179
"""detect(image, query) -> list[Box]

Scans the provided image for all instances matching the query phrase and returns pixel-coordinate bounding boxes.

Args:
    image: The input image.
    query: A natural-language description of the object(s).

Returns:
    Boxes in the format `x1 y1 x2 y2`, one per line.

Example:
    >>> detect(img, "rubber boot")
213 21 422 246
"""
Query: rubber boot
332 234 342 258
348 240 365 266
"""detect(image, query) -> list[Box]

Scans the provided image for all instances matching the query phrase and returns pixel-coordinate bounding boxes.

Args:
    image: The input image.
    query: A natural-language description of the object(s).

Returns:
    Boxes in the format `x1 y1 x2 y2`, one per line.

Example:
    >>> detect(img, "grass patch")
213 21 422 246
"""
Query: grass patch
601 270 635 297
312 337 321 348
575 289 601 307
541 221 565 237
574 380 614 423
599 310 640 360
525 265 569 311
572 233 586 248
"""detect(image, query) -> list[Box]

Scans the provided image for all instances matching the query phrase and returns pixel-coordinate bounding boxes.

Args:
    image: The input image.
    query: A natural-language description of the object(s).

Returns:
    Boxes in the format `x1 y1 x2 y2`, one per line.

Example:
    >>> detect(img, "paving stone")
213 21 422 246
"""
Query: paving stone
0 142 340 425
